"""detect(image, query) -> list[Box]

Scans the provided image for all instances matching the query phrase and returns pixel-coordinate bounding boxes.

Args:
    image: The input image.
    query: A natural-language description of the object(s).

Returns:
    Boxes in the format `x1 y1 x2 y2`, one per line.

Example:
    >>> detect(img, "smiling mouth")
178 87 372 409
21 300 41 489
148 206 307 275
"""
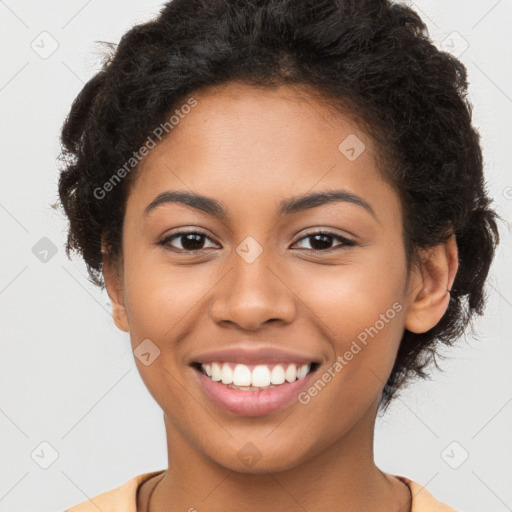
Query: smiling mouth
191 361 320 391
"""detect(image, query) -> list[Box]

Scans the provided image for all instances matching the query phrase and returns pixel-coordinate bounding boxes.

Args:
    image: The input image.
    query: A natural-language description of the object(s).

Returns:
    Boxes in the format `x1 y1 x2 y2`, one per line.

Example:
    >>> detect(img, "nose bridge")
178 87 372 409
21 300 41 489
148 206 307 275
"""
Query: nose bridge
209 237 296 329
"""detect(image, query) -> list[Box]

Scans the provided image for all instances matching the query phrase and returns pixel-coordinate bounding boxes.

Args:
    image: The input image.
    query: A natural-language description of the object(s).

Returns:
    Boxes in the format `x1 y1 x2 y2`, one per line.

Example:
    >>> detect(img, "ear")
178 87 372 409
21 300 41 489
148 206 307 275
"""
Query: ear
101 241 130 333
405 234 459 334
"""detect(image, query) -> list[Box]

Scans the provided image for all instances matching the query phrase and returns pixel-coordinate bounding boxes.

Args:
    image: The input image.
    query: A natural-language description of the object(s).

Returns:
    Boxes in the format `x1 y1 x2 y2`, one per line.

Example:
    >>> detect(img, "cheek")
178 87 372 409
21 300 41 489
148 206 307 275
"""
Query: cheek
122 252 215 341
295 249 407 380
300 250 405 326
119 251 211 405
291 265 406 432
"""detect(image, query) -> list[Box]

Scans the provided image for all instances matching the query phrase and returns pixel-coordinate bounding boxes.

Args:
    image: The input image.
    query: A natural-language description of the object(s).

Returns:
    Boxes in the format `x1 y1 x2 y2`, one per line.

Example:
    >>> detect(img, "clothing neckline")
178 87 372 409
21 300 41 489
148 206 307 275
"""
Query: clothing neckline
137 470 420 512
64 469 458 511
140 470 165 512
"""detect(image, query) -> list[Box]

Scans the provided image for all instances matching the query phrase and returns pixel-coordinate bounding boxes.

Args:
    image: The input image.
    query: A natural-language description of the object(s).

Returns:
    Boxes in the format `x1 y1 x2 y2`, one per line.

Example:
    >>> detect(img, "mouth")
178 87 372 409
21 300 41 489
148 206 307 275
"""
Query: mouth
190 360 321 416
191 361 320 390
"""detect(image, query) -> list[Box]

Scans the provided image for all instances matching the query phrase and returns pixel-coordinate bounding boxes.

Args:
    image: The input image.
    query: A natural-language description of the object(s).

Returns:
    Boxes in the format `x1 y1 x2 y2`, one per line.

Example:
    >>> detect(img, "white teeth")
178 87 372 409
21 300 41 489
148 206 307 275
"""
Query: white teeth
200 362 313 388
211 362 222 381
251 365 271 387
270 364 286 385
297 363 310 379
221 363 233 384
232 364 252 386
285 364 297 382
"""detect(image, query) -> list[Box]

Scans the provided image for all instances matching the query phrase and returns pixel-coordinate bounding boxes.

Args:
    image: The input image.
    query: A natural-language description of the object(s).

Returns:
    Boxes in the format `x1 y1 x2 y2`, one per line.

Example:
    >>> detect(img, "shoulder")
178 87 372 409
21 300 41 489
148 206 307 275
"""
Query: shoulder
396 475 460 511
63 470 165 512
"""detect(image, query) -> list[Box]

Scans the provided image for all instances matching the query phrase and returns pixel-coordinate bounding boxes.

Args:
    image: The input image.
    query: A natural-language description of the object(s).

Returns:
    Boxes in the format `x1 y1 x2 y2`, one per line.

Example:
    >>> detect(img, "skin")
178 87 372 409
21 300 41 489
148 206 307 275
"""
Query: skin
102 81 459 511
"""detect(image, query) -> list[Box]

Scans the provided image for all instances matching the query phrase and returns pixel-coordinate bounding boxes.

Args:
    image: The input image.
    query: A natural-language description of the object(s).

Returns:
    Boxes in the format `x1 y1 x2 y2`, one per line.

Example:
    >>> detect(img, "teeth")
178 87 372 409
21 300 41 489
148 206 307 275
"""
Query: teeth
285 364 297 382
251 365 271 387
270 365 286 385
221 363 233 384
211 362 222 381
199 362 312 388
297 363 309 379
233 364 252 386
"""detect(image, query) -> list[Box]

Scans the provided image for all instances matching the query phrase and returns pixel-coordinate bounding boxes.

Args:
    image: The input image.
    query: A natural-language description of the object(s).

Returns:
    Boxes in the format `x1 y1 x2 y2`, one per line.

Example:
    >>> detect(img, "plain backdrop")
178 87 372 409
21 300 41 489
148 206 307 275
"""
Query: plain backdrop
1 1 511 511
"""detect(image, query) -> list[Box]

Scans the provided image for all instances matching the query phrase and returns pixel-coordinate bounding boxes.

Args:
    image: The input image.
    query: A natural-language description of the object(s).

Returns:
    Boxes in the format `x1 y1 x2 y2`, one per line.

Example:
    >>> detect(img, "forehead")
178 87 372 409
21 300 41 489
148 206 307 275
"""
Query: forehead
126 81 399 225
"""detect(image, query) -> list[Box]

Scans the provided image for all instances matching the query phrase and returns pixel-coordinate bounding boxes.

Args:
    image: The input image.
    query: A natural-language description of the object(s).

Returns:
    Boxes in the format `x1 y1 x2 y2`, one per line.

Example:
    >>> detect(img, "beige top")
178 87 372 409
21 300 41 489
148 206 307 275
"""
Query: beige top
64 470 458 511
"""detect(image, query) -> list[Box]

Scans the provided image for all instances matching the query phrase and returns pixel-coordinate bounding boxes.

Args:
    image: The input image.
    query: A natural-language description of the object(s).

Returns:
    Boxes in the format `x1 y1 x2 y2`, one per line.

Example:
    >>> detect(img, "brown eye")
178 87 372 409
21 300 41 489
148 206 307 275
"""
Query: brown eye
292 231 355 252
159 231 219 252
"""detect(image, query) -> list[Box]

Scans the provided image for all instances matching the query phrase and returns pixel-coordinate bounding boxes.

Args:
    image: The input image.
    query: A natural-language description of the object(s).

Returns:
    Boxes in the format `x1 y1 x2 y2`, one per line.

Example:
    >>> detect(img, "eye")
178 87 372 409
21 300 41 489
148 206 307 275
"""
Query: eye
292 231 355 252
158 229 355 254
158 231 219 252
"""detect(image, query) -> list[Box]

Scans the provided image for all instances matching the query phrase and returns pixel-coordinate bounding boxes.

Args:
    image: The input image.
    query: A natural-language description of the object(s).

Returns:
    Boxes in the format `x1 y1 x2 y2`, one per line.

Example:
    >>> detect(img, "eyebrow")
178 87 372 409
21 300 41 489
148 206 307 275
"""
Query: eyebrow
144 189 377 220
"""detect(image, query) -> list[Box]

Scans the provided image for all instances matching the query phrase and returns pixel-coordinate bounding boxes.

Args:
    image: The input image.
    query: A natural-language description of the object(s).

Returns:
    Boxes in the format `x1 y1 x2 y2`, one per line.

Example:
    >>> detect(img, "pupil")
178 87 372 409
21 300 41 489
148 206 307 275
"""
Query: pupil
182 233 204 250
311 234 331 250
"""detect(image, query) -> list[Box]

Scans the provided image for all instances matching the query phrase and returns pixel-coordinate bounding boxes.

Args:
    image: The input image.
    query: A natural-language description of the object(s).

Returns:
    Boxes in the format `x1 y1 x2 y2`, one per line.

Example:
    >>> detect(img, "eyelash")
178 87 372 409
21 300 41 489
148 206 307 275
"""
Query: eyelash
157 230 356 253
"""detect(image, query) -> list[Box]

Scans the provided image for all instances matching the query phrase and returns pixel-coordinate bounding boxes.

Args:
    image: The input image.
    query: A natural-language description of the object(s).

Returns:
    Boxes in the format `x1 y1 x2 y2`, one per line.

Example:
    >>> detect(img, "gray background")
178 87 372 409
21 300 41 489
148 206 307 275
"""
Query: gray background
1 1 511 511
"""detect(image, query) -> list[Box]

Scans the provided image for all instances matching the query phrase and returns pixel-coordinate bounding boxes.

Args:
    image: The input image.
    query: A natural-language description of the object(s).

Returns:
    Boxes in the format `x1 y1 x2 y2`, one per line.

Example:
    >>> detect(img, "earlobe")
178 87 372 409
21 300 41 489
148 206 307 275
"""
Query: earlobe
101 243 130 333
405 235 459 334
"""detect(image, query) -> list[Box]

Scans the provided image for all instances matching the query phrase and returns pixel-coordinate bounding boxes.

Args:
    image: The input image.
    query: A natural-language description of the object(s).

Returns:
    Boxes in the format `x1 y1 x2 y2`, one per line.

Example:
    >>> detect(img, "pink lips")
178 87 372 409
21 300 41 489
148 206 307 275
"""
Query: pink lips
189 345 321 416
191 364 317 417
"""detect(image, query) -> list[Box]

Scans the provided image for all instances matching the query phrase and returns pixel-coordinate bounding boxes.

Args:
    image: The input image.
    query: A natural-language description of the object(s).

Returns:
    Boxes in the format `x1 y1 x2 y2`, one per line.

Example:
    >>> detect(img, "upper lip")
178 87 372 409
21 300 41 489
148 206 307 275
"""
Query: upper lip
189 345 321 366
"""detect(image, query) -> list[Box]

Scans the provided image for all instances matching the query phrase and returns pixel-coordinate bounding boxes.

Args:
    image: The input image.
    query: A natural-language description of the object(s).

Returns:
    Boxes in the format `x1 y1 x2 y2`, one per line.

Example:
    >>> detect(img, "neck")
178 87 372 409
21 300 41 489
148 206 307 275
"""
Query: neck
148 400 410 512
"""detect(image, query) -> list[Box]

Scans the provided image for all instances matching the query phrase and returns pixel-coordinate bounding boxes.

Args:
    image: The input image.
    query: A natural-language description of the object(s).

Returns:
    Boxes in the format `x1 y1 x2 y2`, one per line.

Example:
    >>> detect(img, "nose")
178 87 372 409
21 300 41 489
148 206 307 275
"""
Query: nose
209 250 296 331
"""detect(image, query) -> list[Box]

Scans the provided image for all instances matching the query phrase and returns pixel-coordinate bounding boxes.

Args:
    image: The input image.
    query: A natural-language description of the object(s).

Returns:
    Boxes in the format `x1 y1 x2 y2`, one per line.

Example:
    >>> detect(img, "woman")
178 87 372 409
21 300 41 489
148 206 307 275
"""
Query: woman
57 0 499 510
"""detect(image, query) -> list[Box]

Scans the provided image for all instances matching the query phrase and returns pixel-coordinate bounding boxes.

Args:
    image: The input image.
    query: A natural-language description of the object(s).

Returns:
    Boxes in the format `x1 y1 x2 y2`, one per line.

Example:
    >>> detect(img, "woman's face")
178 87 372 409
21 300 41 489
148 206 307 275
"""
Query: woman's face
105 81 421 472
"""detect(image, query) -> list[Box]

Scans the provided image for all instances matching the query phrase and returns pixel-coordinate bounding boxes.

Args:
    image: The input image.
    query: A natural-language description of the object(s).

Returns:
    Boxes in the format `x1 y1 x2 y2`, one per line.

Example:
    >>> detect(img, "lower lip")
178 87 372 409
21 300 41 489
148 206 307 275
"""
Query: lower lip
192 367 317 417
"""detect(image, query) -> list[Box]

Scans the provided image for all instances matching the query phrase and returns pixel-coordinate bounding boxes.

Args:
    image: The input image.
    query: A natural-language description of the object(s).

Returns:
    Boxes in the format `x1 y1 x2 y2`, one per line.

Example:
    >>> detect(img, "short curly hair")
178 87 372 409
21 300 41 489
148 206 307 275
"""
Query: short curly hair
55 0 500 408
